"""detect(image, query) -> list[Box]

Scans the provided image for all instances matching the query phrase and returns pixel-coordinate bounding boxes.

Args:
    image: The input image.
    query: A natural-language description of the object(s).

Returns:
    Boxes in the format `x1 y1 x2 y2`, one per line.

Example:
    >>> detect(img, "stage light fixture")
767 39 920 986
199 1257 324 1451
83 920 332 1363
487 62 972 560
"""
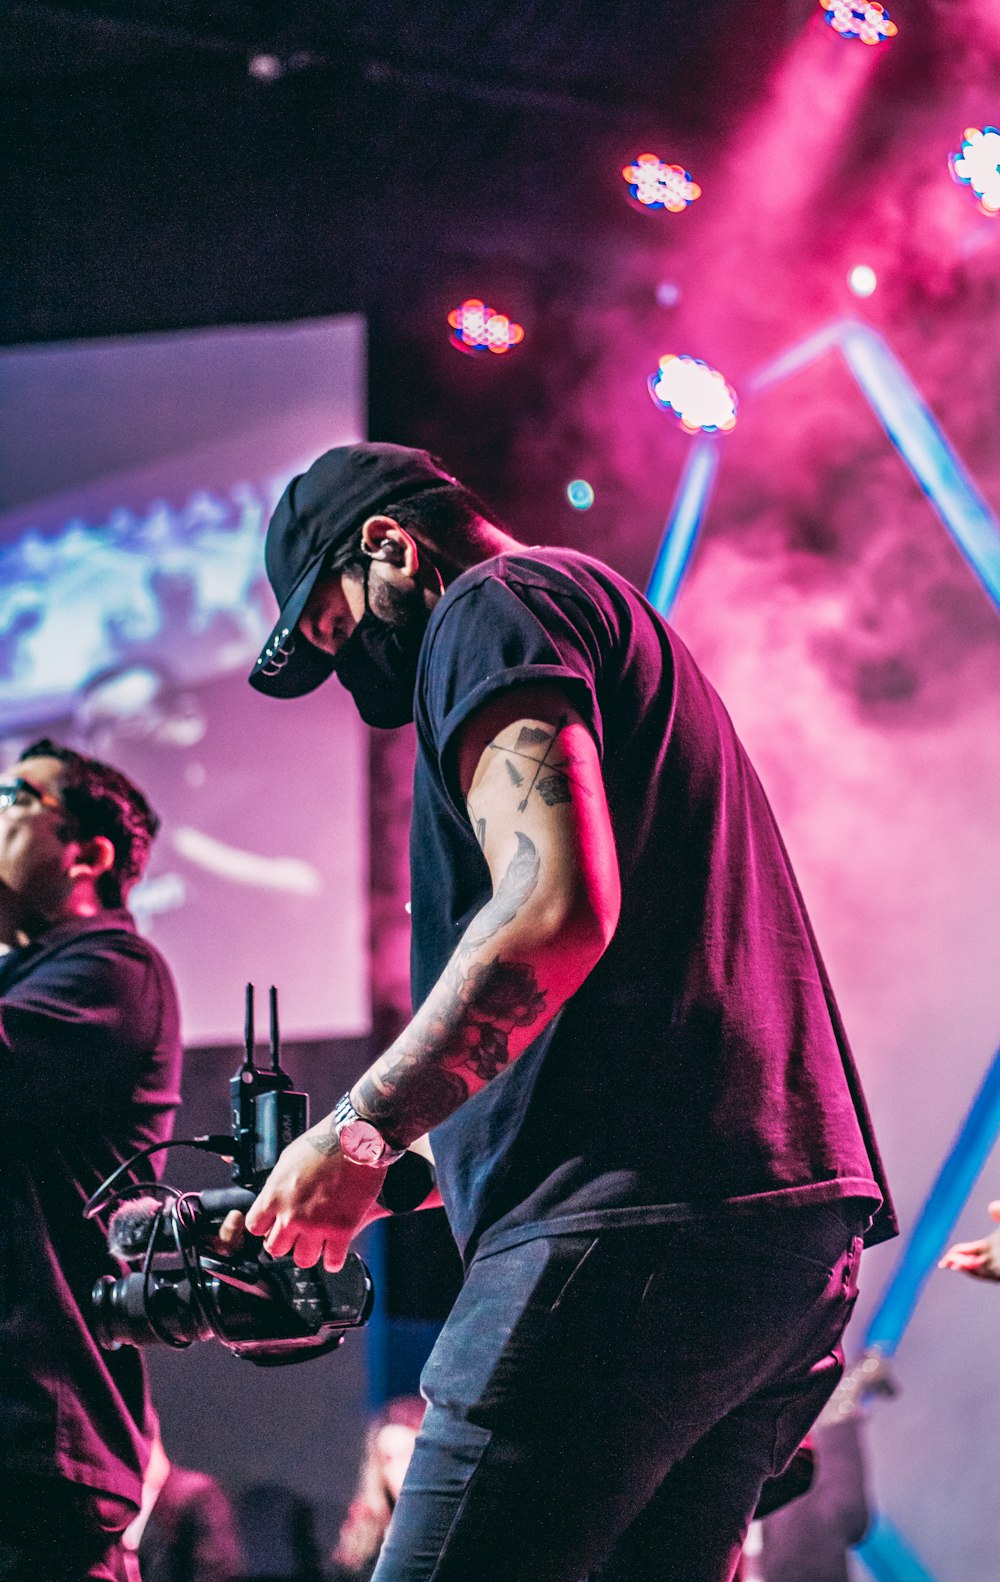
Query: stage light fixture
848 263 878 296
622 155 701 213
950 128 1000 217
566 480 595 511
819 0 897 44
648 355 738 435
447 299 525 356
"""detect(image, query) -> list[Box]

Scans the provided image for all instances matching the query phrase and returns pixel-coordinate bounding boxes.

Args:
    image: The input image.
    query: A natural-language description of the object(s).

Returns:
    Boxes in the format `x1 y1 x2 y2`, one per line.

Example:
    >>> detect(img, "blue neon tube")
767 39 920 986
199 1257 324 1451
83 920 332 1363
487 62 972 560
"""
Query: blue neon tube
864 1041 1000 1356
646 437 720 615
839 322 1000 610
855 1515 940 1582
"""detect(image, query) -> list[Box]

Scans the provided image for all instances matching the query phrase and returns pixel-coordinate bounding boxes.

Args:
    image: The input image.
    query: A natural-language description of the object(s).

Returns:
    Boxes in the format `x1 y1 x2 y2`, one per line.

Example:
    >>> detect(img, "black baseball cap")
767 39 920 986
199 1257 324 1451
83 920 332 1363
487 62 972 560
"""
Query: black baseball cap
249 442 456 698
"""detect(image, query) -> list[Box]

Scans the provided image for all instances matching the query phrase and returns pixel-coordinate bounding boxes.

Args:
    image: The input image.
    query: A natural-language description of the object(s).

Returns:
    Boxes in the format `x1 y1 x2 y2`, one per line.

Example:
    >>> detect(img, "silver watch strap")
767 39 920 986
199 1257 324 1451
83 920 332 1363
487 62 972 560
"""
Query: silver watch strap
332 1092 406 1164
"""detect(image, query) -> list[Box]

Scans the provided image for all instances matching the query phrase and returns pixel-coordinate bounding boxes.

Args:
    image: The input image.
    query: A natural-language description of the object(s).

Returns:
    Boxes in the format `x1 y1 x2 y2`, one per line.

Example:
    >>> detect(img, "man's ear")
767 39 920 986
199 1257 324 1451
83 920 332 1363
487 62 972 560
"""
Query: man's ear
69 834 116 887
360 515 420 577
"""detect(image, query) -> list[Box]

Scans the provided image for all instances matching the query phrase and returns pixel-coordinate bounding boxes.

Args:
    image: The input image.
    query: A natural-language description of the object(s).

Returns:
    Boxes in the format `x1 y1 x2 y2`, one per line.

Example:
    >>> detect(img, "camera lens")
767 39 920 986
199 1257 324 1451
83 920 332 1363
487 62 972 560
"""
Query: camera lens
91 1272 203 1350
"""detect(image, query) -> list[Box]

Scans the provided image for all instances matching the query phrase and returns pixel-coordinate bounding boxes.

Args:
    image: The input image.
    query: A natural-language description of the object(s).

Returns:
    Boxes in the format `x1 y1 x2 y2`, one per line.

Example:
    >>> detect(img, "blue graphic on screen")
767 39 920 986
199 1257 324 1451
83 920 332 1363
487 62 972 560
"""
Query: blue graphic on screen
0 481 280 732
0 318 369 1045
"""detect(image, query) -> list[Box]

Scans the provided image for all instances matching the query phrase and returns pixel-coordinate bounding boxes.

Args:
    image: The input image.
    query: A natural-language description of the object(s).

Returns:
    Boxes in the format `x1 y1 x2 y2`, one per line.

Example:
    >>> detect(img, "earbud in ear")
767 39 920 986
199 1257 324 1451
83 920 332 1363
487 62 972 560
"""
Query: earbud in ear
365 540 406 567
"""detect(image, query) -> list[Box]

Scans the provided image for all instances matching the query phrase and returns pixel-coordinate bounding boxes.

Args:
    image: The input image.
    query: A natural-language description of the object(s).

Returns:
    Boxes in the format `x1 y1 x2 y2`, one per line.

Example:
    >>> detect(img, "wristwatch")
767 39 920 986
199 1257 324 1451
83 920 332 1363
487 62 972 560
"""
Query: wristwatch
332 1092 406 1168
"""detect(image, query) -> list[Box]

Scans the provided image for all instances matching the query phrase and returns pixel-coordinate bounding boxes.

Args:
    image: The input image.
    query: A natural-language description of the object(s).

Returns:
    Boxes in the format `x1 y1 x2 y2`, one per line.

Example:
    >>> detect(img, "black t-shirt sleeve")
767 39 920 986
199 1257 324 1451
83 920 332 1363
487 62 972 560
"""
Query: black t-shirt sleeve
419 573 605 813
0 937 169 1127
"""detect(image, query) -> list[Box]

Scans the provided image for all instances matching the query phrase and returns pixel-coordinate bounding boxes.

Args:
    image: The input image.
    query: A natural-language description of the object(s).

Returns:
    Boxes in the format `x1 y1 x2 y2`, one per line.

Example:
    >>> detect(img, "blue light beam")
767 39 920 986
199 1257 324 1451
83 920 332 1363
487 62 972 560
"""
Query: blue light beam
646 437 720 615
651 319 1000 620
863 1040 1000 1356
839 322 1000 608
754 319 1000 610
855 1516 941 1582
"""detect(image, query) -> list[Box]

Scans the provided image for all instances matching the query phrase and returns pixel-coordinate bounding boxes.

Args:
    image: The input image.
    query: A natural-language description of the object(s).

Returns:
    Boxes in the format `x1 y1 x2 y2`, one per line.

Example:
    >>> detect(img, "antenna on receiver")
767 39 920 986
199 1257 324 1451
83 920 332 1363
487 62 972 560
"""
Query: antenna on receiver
243 982 257 1076
269 985 285 1076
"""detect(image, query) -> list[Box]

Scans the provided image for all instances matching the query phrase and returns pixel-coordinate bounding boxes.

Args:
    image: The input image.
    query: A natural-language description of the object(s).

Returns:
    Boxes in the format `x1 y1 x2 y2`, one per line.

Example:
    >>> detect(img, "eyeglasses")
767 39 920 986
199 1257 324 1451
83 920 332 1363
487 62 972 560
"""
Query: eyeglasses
0 776 65 815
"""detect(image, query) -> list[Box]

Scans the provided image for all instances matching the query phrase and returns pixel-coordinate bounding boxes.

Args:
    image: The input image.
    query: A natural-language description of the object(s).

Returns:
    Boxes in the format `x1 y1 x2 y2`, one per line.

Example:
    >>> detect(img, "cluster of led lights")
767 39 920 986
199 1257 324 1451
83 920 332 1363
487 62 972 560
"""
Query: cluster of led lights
447 298 524 355
949 127 1000 217
621 154 701 213
820 0 897 43
648 355 738 435
448 4 931 441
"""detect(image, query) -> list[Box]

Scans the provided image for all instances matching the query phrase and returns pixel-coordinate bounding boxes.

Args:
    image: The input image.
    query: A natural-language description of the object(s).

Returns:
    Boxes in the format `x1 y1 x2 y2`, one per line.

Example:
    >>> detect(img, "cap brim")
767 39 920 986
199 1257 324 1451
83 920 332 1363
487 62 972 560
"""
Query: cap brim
248 560 337 698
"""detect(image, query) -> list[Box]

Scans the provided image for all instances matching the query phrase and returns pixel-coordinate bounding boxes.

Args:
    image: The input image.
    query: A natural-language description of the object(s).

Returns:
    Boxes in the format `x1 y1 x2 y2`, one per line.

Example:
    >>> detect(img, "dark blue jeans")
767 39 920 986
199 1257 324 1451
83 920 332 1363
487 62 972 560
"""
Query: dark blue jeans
372 1202 865 1582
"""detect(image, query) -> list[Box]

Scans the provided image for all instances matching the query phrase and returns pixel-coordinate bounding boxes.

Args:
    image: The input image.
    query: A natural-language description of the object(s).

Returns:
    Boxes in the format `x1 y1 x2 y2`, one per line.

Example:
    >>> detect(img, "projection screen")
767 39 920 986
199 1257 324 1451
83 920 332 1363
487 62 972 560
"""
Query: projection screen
0 315 369 1044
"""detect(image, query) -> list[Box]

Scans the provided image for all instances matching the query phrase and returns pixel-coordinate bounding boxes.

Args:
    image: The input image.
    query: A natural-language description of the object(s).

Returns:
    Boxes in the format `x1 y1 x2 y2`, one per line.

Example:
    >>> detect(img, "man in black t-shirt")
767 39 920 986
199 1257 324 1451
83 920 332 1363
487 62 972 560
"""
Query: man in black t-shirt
0 740 182 1582
244 443 896 1582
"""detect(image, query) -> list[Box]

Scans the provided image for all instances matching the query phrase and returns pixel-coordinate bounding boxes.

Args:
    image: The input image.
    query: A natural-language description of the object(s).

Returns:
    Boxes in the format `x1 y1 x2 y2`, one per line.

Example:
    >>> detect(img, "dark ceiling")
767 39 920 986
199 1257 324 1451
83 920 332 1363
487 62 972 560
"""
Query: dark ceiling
1 0 803 335
1 0 798 120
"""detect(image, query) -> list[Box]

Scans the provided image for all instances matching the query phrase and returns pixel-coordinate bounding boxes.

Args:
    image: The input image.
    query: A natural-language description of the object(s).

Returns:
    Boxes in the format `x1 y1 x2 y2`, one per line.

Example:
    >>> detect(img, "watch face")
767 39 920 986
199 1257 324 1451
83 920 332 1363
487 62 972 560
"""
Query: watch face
338 1118 387 1167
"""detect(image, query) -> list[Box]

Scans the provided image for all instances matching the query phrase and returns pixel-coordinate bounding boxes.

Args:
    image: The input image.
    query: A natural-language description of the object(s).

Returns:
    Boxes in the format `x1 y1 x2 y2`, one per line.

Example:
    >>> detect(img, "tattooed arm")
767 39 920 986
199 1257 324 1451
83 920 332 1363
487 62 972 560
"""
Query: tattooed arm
352 684 620 1143
246 684 619 1270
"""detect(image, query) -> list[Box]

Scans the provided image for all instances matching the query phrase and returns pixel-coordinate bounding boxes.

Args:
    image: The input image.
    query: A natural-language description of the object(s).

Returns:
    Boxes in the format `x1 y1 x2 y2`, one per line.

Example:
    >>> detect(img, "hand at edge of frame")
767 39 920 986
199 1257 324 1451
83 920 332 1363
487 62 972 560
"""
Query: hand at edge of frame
939 1200 1000 1281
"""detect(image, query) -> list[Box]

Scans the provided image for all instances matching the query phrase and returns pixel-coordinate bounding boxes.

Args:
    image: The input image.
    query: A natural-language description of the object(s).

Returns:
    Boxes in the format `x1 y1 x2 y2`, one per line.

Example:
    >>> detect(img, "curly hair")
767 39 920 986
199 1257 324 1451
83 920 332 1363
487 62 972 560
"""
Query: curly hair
19 738 160 908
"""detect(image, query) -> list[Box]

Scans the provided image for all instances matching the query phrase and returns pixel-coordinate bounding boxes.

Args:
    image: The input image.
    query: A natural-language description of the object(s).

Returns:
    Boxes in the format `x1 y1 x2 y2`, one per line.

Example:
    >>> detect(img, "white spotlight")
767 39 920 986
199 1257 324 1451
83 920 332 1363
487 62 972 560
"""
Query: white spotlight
848 264 877 297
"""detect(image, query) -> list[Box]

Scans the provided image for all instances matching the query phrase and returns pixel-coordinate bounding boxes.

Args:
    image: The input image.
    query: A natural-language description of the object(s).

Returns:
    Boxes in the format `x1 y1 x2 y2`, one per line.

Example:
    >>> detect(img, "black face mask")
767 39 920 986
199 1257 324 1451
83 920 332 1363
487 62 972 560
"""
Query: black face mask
331 564 430 729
